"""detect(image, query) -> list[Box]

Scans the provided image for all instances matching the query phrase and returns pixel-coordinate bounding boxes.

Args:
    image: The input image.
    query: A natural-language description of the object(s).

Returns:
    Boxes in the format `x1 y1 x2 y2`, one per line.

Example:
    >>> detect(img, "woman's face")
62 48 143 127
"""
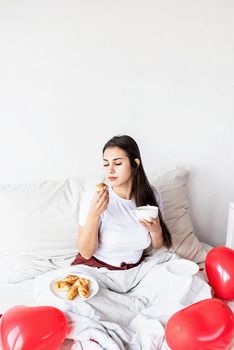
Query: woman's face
103 147 133 188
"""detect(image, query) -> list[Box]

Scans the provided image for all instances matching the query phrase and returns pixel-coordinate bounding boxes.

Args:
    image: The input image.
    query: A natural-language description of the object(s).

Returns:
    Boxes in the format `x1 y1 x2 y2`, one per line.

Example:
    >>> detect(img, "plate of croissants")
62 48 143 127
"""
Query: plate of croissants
50 273 99 302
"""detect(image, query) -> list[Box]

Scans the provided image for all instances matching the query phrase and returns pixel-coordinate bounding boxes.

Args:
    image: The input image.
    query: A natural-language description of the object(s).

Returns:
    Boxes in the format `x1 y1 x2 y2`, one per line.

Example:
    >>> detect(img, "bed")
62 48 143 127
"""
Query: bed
0 243 213 350
0 165 233 349
0 242 213 315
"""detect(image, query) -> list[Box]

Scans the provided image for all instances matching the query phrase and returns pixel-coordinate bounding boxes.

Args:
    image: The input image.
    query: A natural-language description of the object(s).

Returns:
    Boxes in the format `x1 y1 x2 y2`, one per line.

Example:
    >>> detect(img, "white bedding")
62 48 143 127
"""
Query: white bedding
2 243 231 350
34 252 212 350
0 243 212 314
0 280 98 350
0 279 34 313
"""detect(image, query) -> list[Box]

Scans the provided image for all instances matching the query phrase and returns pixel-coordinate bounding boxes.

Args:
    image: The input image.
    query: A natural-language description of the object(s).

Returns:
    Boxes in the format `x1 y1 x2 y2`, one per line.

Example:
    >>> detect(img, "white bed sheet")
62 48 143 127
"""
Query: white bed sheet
0 280 101 349
0 279 34 314
0 279 99 350
1 242 232 350
0 243 213 314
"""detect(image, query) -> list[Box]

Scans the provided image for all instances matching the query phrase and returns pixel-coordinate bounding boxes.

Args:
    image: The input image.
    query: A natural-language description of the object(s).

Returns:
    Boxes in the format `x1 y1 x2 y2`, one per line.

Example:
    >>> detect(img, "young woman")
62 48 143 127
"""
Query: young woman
72 135 172 270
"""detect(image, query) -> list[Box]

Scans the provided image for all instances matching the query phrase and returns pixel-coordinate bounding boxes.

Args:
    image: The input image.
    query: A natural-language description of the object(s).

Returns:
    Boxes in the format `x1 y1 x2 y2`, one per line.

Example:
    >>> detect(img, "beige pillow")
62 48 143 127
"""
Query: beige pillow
150 164 207 265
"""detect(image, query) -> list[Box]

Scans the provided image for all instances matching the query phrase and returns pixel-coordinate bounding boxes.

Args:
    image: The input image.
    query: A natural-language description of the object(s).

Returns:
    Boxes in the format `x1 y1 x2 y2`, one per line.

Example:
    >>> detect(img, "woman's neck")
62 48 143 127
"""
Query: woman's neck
112 181 132 200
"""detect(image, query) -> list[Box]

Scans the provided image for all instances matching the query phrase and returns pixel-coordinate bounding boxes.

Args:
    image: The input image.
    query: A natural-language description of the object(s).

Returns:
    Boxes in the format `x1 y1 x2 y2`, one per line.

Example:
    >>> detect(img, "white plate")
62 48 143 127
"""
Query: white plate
166 259 199 276
50 273 99 302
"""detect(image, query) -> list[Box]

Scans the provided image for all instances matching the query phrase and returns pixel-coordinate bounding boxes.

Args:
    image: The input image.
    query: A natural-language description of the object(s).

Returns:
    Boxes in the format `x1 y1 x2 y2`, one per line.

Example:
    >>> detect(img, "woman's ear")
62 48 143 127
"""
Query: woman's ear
135 158 140 167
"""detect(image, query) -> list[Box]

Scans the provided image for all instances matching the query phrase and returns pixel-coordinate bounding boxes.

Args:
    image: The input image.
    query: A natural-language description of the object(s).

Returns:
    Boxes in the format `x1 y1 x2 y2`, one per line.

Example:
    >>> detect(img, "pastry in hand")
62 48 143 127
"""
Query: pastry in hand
96 182 107 192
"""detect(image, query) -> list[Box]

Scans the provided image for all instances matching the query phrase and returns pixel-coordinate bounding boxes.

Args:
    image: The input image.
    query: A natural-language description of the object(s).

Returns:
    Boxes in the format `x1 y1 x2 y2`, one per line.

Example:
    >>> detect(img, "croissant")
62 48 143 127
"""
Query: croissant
79 278 89 287
96 183 106 192
54 280 72 291
54 274 91 300
78 285 90 299
63 274 80 284
67 279 81 300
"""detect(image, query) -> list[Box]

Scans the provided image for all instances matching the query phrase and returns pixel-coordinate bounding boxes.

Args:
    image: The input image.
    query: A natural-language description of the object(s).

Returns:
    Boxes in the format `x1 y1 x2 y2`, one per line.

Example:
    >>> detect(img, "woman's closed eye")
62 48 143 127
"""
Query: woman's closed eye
103 163 122 167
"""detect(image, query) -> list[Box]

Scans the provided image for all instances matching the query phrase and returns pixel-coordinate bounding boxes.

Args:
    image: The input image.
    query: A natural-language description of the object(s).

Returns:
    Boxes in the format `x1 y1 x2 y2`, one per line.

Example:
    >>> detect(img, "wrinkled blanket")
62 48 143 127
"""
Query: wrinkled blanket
34 251 212 350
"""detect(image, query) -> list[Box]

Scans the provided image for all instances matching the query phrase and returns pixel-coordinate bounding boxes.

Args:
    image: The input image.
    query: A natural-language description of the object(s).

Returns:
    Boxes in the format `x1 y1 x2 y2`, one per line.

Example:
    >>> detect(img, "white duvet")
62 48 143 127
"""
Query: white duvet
34 251 212 350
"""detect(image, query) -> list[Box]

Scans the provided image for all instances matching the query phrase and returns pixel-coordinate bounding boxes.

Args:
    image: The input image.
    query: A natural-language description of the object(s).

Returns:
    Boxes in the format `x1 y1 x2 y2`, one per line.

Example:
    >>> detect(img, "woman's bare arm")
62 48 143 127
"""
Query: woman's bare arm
139 218 164 249
77 187 109 259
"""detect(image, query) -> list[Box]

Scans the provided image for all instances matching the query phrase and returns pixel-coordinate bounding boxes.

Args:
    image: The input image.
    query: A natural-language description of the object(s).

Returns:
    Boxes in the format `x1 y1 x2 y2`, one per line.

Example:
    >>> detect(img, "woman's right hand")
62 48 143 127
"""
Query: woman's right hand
89 187 109 218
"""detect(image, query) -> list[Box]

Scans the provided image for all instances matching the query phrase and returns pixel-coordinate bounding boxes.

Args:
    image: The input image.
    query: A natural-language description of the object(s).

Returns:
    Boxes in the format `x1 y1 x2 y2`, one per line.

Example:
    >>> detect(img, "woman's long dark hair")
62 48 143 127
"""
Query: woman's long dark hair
103 135 172 248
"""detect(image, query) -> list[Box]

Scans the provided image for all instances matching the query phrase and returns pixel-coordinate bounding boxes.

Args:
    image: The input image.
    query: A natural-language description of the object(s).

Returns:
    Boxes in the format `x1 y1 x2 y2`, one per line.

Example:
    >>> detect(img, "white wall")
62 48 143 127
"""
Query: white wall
0 0 234 247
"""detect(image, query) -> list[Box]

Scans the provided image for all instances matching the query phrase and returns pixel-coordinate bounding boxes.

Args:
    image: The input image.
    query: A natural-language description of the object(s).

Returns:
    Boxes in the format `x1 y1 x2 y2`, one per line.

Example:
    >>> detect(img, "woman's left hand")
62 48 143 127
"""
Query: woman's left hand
139 217 161 233
139 217 163 249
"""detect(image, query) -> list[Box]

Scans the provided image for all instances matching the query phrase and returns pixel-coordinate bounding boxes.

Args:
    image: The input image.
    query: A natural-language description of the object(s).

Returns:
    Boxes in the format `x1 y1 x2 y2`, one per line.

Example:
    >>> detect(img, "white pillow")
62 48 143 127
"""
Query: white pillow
0 178 83 282
150 164 207 265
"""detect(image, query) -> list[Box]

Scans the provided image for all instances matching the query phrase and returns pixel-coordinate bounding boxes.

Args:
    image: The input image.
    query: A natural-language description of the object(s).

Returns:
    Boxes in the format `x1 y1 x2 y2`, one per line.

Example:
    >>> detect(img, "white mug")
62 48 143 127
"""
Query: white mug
131 205 158 222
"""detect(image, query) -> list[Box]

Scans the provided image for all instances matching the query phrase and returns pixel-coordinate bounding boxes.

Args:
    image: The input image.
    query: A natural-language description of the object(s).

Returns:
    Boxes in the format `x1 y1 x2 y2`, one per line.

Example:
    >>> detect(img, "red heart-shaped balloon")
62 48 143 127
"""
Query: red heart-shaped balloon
165 299 234 350
0 306 68 350
205 246 234 300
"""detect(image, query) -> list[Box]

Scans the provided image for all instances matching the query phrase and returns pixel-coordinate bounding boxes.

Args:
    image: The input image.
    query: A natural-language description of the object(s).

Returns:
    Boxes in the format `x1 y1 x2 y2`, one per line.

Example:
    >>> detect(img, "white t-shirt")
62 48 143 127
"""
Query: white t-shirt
79 184 161 267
